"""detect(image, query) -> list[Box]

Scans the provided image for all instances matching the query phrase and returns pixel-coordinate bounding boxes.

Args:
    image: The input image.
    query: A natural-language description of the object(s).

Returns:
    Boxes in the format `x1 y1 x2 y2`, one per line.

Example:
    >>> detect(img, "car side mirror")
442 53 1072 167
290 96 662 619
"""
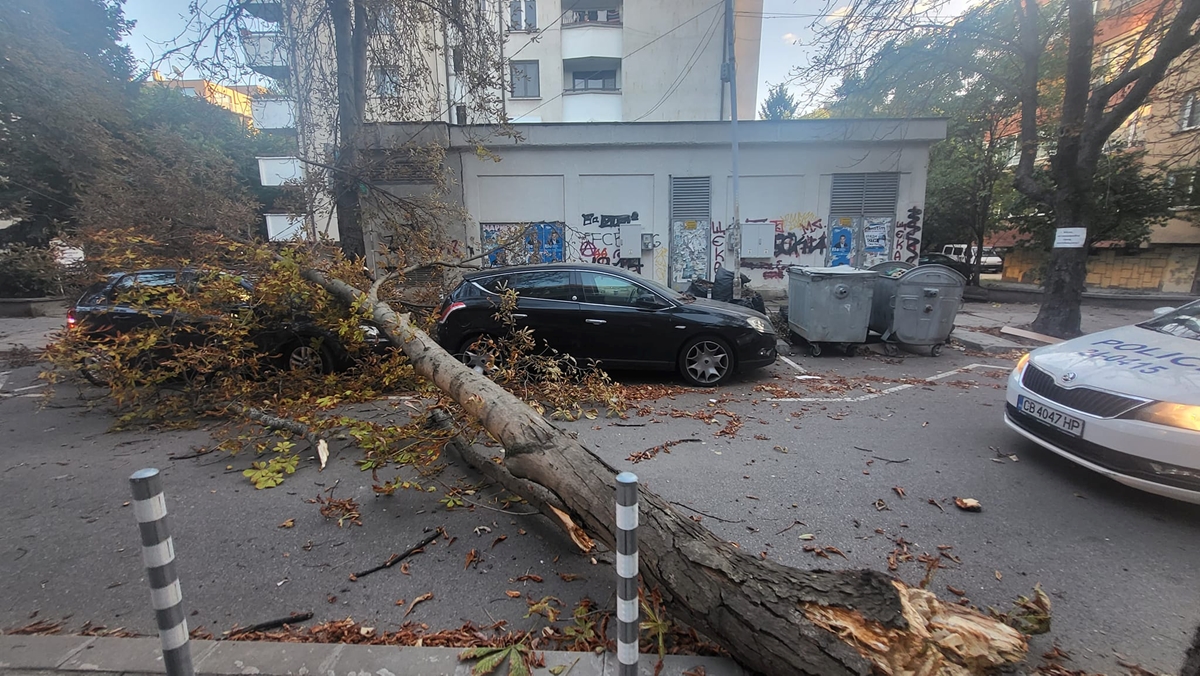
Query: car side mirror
1153 306 1176 317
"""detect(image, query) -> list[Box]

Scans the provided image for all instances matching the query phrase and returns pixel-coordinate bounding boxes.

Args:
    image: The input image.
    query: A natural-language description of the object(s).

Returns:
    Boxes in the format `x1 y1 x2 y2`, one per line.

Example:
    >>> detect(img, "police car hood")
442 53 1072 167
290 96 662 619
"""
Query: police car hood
1029 325 1200 405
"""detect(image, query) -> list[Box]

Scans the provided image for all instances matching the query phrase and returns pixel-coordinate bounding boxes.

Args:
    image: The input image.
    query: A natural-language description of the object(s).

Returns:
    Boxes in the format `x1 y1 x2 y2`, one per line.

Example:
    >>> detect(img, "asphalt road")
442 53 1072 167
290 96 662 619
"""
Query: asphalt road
2 339 1199 674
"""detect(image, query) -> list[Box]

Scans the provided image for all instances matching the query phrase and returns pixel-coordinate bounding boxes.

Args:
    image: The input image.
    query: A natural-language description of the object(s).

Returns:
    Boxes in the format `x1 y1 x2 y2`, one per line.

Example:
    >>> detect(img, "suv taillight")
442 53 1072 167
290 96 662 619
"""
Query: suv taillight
439 301 465 323
66 309 77 327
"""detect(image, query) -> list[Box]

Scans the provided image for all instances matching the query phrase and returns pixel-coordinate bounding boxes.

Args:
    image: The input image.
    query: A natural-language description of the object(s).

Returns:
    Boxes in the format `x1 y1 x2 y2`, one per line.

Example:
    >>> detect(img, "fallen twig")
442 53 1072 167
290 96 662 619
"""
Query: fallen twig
350 528 443 580
775 519 807 535
168 448 215 461
669 501 744 524
628 438 702 464
873 456 910 464
226 612 314 637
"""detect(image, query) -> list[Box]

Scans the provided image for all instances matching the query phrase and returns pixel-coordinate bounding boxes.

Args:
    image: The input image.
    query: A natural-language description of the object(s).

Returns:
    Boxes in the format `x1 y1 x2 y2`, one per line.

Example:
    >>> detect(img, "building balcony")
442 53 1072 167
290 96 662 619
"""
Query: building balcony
251 97 295 130
244 0 283 23
563 8 621 27
257 156 303 186
561 23 622 62
242 31 289 80
562 89 622 122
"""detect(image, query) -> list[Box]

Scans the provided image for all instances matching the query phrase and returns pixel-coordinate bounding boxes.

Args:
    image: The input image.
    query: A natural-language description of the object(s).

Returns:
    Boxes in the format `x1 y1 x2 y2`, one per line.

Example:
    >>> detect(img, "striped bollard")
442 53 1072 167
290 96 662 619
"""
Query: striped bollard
129 468 194 676
615 472 639 675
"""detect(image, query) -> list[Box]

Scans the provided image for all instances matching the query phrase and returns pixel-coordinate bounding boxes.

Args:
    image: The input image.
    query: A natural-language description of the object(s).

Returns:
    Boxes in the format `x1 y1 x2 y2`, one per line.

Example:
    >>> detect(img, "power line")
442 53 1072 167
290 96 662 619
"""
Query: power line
632 2 725 121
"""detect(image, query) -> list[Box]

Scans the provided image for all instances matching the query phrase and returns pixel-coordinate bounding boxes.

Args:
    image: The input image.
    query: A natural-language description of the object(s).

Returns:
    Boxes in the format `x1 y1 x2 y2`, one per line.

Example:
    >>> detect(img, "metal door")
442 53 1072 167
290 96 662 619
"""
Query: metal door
669 219 711 289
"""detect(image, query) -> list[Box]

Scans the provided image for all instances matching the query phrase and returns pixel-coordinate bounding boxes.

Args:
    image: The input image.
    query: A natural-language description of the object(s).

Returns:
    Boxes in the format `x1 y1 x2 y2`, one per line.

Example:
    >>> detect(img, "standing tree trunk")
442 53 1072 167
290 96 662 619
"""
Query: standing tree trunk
1031 225 1089 337
302 268 1028 676
329 0 367 259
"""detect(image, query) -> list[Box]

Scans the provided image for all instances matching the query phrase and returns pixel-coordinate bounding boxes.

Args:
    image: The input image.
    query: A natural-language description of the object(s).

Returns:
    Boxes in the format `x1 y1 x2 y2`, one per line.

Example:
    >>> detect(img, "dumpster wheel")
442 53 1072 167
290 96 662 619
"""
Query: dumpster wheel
883 343 900 357
930 343 944 357
808 342 823 357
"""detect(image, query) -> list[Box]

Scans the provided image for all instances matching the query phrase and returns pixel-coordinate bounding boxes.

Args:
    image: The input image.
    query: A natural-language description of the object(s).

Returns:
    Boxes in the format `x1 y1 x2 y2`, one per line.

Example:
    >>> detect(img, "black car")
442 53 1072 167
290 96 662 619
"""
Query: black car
918 252 972 279
434 263 777 386
67 269 387 383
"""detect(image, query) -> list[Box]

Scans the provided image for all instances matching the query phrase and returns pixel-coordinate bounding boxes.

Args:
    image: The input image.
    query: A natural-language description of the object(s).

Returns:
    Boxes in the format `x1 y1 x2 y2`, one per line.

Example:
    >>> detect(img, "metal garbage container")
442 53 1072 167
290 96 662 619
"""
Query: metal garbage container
786 266 877 356
869 264 965 356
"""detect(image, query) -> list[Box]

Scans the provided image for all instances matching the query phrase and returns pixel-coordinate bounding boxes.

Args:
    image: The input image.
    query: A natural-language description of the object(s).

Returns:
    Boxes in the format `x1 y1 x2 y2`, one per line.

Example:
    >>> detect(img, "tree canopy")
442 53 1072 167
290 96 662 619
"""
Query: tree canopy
759 83 799 120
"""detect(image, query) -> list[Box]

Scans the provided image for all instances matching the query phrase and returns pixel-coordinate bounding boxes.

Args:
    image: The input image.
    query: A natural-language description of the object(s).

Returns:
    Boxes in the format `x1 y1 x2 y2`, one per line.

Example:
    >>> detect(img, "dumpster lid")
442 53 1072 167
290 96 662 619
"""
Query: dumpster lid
787 266 878 276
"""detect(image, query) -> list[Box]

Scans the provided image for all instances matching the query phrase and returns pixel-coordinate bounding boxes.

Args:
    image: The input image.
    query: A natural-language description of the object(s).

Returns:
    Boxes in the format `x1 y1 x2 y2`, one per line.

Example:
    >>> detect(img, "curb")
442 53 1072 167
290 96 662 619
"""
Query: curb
0 635 744 676
951 330 1028 355
973 284 1196 310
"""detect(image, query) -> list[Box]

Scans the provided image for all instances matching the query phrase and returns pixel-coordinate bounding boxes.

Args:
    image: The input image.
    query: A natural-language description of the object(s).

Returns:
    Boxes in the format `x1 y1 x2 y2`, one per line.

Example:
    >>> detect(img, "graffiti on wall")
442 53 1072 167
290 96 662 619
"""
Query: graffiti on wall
582 212 639 229
740 213 826 281
711 220 726 271
892 207 923 263
482 222 564 267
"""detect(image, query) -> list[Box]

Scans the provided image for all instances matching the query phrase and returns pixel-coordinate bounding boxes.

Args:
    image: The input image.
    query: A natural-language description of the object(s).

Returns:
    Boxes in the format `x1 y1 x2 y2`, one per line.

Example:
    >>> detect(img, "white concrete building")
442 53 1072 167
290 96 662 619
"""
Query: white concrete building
370 118 947 292
240 0 764 243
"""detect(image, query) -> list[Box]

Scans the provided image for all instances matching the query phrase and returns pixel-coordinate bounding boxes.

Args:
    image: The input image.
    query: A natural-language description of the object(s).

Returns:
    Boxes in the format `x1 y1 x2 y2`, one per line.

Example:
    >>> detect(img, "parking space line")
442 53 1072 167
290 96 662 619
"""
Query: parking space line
767 363 1009 403
779 356 807 374
0 371 8 391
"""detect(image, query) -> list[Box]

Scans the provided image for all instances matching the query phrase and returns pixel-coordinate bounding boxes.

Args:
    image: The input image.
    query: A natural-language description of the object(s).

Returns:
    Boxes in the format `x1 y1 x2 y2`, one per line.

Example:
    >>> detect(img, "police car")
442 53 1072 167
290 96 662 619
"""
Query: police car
1005 302 1200 503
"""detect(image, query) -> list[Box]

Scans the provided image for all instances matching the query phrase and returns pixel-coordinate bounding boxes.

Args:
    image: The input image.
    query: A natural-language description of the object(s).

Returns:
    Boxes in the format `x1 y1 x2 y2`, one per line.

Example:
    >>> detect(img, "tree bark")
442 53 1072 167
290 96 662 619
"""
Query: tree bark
329 0 366 259
302 267 1028 674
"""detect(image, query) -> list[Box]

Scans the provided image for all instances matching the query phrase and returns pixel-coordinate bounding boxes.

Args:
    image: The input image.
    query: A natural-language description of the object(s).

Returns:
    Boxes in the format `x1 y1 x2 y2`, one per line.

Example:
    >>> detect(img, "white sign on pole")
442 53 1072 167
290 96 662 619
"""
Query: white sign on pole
1053 227 1087 248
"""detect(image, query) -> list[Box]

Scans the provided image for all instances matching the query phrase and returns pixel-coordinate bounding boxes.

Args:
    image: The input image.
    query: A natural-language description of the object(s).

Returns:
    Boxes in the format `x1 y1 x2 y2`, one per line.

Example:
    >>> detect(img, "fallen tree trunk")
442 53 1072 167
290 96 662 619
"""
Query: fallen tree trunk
305 268 1027 675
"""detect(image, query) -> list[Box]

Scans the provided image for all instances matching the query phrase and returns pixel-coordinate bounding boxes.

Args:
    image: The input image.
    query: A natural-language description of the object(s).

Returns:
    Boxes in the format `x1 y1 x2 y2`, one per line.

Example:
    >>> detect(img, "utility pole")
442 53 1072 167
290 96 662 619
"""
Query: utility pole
723 0 742 294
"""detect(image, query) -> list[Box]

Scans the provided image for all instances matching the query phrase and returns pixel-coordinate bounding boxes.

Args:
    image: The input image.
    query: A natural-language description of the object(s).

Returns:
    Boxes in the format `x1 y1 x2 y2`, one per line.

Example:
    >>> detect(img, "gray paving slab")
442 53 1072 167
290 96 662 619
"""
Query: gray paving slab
194 641 342 675
0 636 93 669
56 637 216 673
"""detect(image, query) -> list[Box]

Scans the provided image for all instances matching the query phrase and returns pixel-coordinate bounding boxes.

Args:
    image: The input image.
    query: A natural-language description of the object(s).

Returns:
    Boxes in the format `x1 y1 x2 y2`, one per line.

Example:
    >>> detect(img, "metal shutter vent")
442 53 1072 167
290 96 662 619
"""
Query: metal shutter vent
670 176 712 220
830 173 899 216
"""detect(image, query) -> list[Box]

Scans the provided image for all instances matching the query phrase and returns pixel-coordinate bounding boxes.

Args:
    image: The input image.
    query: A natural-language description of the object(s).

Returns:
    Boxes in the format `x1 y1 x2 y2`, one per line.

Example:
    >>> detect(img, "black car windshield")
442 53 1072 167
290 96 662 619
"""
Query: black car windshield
1139 301 1200 341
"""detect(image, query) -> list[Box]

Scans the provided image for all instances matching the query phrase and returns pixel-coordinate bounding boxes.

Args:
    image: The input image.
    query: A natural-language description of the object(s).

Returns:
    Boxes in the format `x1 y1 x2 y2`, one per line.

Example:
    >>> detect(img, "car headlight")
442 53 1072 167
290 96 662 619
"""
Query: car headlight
1014 352 1031 376
746 316 774 335
1129 402 1200 432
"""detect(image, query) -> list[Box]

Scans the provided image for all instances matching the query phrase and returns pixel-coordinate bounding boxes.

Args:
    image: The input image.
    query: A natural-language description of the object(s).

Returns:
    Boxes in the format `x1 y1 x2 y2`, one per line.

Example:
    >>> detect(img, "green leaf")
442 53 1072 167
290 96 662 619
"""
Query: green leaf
471 646 511 675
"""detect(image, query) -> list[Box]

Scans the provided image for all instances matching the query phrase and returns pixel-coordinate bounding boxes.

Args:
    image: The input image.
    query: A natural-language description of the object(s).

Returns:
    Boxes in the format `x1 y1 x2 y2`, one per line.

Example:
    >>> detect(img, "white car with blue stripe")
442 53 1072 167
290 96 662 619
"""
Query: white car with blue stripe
1005 302 1200 503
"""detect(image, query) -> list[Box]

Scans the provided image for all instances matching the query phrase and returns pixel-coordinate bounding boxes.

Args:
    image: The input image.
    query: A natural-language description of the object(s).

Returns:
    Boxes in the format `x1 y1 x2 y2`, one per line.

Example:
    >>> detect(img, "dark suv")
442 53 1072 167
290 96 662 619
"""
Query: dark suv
68 269 388 383
435 263 776 386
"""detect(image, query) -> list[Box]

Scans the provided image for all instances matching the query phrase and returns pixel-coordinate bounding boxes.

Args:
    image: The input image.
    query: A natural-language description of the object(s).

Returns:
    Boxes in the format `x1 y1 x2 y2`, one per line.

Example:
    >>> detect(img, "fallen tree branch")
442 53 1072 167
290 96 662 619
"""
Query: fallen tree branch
301 265 1028 675
226 612 314 637
350 528 443 581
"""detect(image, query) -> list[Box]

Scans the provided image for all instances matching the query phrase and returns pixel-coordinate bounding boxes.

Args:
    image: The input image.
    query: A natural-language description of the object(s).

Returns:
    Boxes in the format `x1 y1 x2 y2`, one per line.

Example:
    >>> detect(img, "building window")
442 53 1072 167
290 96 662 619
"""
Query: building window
570 69 617 91
373 67 400 98
1182 92 1200 130
455 105 468 125
1168 170 1200 208
509 0 536 30
452 47 464 75
510 60 539 98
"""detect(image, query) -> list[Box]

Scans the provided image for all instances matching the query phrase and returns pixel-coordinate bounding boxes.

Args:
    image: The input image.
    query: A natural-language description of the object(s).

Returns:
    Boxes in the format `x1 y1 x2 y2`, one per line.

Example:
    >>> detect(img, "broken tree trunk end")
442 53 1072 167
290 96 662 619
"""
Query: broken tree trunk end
304 267 1028 675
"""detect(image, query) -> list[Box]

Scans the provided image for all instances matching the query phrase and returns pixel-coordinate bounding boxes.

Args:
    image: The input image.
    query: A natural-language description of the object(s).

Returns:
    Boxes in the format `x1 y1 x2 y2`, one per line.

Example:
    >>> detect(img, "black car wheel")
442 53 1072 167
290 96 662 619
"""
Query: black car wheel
286 342 333 374
456 336 500 377
678 336 732 386
80 350 115 387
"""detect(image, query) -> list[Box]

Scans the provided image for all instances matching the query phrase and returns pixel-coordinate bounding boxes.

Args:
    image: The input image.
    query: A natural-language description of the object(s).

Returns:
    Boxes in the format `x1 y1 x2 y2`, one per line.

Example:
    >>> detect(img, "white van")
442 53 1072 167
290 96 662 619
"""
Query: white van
941 244 1003 273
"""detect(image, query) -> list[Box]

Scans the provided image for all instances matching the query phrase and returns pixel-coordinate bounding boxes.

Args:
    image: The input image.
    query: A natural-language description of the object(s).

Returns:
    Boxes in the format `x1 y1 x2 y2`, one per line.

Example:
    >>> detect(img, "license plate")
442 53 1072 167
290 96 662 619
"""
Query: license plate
1018 395 1084 437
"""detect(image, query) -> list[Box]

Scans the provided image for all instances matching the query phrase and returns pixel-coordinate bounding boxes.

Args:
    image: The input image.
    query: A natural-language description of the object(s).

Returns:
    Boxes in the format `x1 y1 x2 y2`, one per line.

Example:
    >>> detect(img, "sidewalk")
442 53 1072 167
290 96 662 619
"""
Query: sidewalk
973 279 1197 309
950 300 1152 353
0 305 66 353
0 635 743 676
